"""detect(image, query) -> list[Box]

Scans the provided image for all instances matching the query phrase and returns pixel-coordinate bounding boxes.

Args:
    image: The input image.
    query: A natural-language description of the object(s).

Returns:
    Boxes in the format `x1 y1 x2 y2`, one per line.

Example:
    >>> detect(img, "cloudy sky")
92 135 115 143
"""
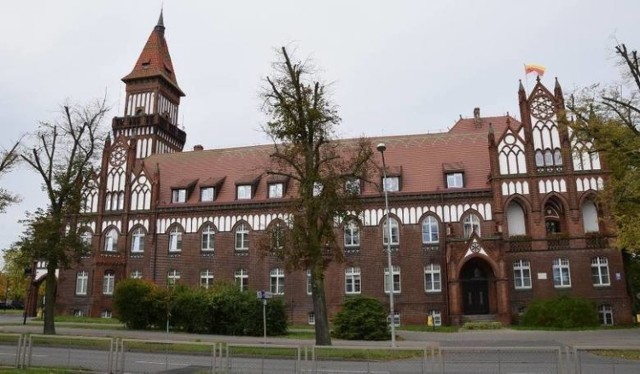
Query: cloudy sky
0 0 639 259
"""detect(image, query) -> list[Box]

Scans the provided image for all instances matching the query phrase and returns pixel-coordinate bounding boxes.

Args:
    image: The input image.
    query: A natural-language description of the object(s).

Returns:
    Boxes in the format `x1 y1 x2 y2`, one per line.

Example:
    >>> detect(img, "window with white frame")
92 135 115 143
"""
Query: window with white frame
513 259 532 289
101 310 112 318
235 223 249 251
172 189 187 203
271 222 284 251
103 271 115 295
424 264 441 292
387 313 400 327
428 309 442 326
446 172 464 188
237 185 252 200
130 270 142 279
383 176 399 192
168 226 183 252
345 267 362 294
552 258 571 288
345 178 361 195
270 268 285 295
200 187 215 202
200 269 214 289
167 269 181 286
76 271 88 295
131 227 145 253
383 217 400 246
81 230 92 246
463 214 481 238
268 183 283 198
344 220 360 247
306 270 312 295
235 268 248 291
591 256 610 286
422 216 439 244
308 312 315 325
384 266 401 294
598 304 613 325
201 224 215 251
104 228 118 252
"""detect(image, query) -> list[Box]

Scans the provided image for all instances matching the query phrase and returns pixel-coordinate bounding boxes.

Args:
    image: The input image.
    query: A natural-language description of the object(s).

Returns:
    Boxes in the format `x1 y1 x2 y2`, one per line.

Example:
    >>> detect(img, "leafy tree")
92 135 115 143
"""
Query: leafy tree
261 47 374 345
567 43 640 252
333 296 390 340
20 99 109 334
2 241 33 302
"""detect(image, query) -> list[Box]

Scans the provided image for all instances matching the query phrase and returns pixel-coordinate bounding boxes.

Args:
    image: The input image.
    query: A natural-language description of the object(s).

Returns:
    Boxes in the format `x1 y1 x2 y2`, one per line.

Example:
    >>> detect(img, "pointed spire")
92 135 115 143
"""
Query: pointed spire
156 8 165 31
122 12 184 96
518 80 525 92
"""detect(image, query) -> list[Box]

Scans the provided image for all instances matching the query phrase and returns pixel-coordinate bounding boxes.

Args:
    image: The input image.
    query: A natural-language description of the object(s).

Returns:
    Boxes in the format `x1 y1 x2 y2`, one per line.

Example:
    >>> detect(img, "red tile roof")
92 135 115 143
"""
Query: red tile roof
144 115 518 207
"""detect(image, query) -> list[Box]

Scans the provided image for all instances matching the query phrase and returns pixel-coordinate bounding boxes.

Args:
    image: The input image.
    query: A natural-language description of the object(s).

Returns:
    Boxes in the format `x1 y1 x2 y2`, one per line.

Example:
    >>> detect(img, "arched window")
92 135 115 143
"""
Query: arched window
581 199 599 233
344 220 360 247
382 217 399 245
463 214 481 238
544 199 564 235
131 227 145 253
506 201 526 236
421 216 439 244
201 224 215 251
235 223 250 251
168 226 183 252
103 228 118 252
270 221 285 251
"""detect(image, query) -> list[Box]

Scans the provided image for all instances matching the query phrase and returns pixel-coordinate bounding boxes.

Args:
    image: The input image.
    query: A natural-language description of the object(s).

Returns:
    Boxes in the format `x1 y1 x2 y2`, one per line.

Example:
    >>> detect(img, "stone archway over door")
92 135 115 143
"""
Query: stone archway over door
460 258 494 315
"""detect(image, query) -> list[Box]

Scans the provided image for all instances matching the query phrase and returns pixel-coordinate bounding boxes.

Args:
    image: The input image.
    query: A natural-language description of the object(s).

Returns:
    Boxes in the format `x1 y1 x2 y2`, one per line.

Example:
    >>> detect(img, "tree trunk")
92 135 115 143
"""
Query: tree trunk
43 266 57 335
311 268 332 345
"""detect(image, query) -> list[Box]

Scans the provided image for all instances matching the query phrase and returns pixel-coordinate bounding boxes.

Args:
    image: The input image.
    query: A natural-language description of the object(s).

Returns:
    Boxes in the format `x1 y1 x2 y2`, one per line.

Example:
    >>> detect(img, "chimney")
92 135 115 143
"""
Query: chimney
193 145 204 151
473 107 481 128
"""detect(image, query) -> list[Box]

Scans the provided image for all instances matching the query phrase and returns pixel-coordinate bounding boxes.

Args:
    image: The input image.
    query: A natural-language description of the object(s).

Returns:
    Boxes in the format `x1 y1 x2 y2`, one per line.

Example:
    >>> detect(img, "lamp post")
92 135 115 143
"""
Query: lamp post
377 142 396 348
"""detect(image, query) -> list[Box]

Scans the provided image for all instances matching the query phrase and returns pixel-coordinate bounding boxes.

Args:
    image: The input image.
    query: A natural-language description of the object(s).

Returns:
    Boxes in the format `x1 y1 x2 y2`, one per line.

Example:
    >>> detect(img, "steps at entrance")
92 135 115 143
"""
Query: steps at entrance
464 314 498 323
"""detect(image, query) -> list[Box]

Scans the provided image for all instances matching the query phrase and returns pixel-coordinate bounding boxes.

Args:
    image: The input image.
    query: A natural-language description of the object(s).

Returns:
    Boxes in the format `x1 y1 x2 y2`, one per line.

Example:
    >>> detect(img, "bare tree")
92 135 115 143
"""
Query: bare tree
262 47 374 345
21 99 109 334
0 140 22 213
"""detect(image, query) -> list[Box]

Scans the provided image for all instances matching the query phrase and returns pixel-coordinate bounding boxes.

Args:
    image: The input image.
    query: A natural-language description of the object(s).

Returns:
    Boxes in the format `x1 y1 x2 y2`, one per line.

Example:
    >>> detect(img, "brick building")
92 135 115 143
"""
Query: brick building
54 13 632 326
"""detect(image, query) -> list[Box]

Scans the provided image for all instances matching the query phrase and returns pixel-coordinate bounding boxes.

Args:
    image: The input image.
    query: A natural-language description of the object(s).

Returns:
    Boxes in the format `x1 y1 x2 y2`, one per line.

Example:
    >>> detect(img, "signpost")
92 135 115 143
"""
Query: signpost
256 291 273 344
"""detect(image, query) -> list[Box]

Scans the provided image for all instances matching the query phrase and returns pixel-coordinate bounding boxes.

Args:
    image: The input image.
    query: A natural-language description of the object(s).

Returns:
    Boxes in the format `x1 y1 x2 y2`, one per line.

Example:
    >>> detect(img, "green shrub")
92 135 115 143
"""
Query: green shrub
462 321 502 330
113 279 159 329
332 296 390 340
170 285 210 333
521 296 599 328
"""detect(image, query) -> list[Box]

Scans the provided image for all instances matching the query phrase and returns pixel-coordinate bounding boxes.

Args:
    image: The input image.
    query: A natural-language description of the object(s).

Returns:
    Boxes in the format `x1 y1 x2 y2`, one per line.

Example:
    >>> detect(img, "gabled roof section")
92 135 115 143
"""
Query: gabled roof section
122 10 184 96
449 115 519 136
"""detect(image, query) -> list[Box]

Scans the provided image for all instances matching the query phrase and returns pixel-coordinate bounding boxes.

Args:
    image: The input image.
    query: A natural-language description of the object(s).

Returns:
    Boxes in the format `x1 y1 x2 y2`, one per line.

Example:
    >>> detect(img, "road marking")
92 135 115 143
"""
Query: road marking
135 360 189 367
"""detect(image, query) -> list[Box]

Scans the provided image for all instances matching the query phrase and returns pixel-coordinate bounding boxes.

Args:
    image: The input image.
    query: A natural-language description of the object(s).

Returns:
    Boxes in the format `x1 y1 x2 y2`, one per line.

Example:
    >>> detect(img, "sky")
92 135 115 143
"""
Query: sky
0 0 639 262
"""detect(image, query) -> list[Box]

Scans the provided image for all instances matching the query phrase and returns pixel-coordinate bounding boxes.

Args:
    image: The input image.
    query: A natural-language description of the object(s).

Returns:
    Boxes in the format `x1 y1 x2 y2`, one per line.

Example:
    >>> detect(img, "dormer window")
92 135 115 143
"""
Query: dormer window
237 185 252 200
172 189 186 203
345 178 361 195
201 187 215 202
383 177 399 192
446 172 464 188
268 183 283 198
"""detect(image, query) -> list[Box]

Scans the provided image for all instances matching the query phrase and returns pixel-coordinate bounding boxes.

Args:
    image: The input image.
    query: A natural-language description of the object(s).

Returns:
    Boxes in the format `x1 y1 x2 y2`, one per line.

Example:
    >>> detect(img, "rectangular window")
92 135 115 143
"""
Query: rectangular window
76 271 88 295
313 182 323 196
103 272 115 295
345 267 362 294
513 260 532 289
384 266 401 294
235 269 248 291
424 264 442 292
169 229 182 252
383 218 400 246
307 270 312 295
383 176 400 192
345 178 361 195
308 312 315 325
344 221 360 247
237 185 252 200
235 224 249 251
552 258 571 288
591 257 610 286
268 183 283 198
172 189 187 203
446 172 464 188
200 187 215 202
270 268 285 295
130 270 142 279
200 270 214 289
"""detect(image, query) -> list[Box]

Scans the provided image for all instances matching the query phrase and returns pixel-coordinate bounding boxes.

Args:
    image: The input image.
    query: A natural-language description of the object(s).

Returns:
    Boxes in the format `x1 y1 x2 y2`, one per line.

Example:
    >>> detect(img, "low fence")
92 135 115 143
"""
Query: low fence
0 332 639 373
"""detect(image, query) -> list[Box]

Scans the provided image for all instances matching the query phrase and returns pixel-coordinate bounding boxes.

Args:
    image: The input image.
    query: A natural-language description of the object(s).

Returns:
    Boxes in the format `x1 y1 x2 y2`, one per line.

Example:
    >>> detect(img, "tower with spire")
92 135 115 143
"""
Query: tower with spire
112 10 186 158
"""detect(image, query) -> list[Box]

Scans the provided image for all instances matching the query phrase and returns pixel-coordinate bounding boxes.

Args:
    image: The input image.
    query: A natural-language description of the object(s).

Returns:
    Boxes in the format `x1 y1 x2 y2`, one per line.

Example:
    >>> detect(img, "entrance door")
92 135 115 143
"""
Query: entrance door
459 258 492 315
462 279 489 314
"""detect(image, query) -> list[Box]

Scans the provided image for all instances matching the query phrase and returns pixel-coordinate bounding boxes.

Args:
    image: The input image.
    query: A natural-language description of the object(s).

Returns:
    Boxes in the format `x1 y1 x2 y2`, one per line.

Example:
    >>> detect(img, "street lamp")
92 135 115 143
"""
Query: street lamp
377 142 396 348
